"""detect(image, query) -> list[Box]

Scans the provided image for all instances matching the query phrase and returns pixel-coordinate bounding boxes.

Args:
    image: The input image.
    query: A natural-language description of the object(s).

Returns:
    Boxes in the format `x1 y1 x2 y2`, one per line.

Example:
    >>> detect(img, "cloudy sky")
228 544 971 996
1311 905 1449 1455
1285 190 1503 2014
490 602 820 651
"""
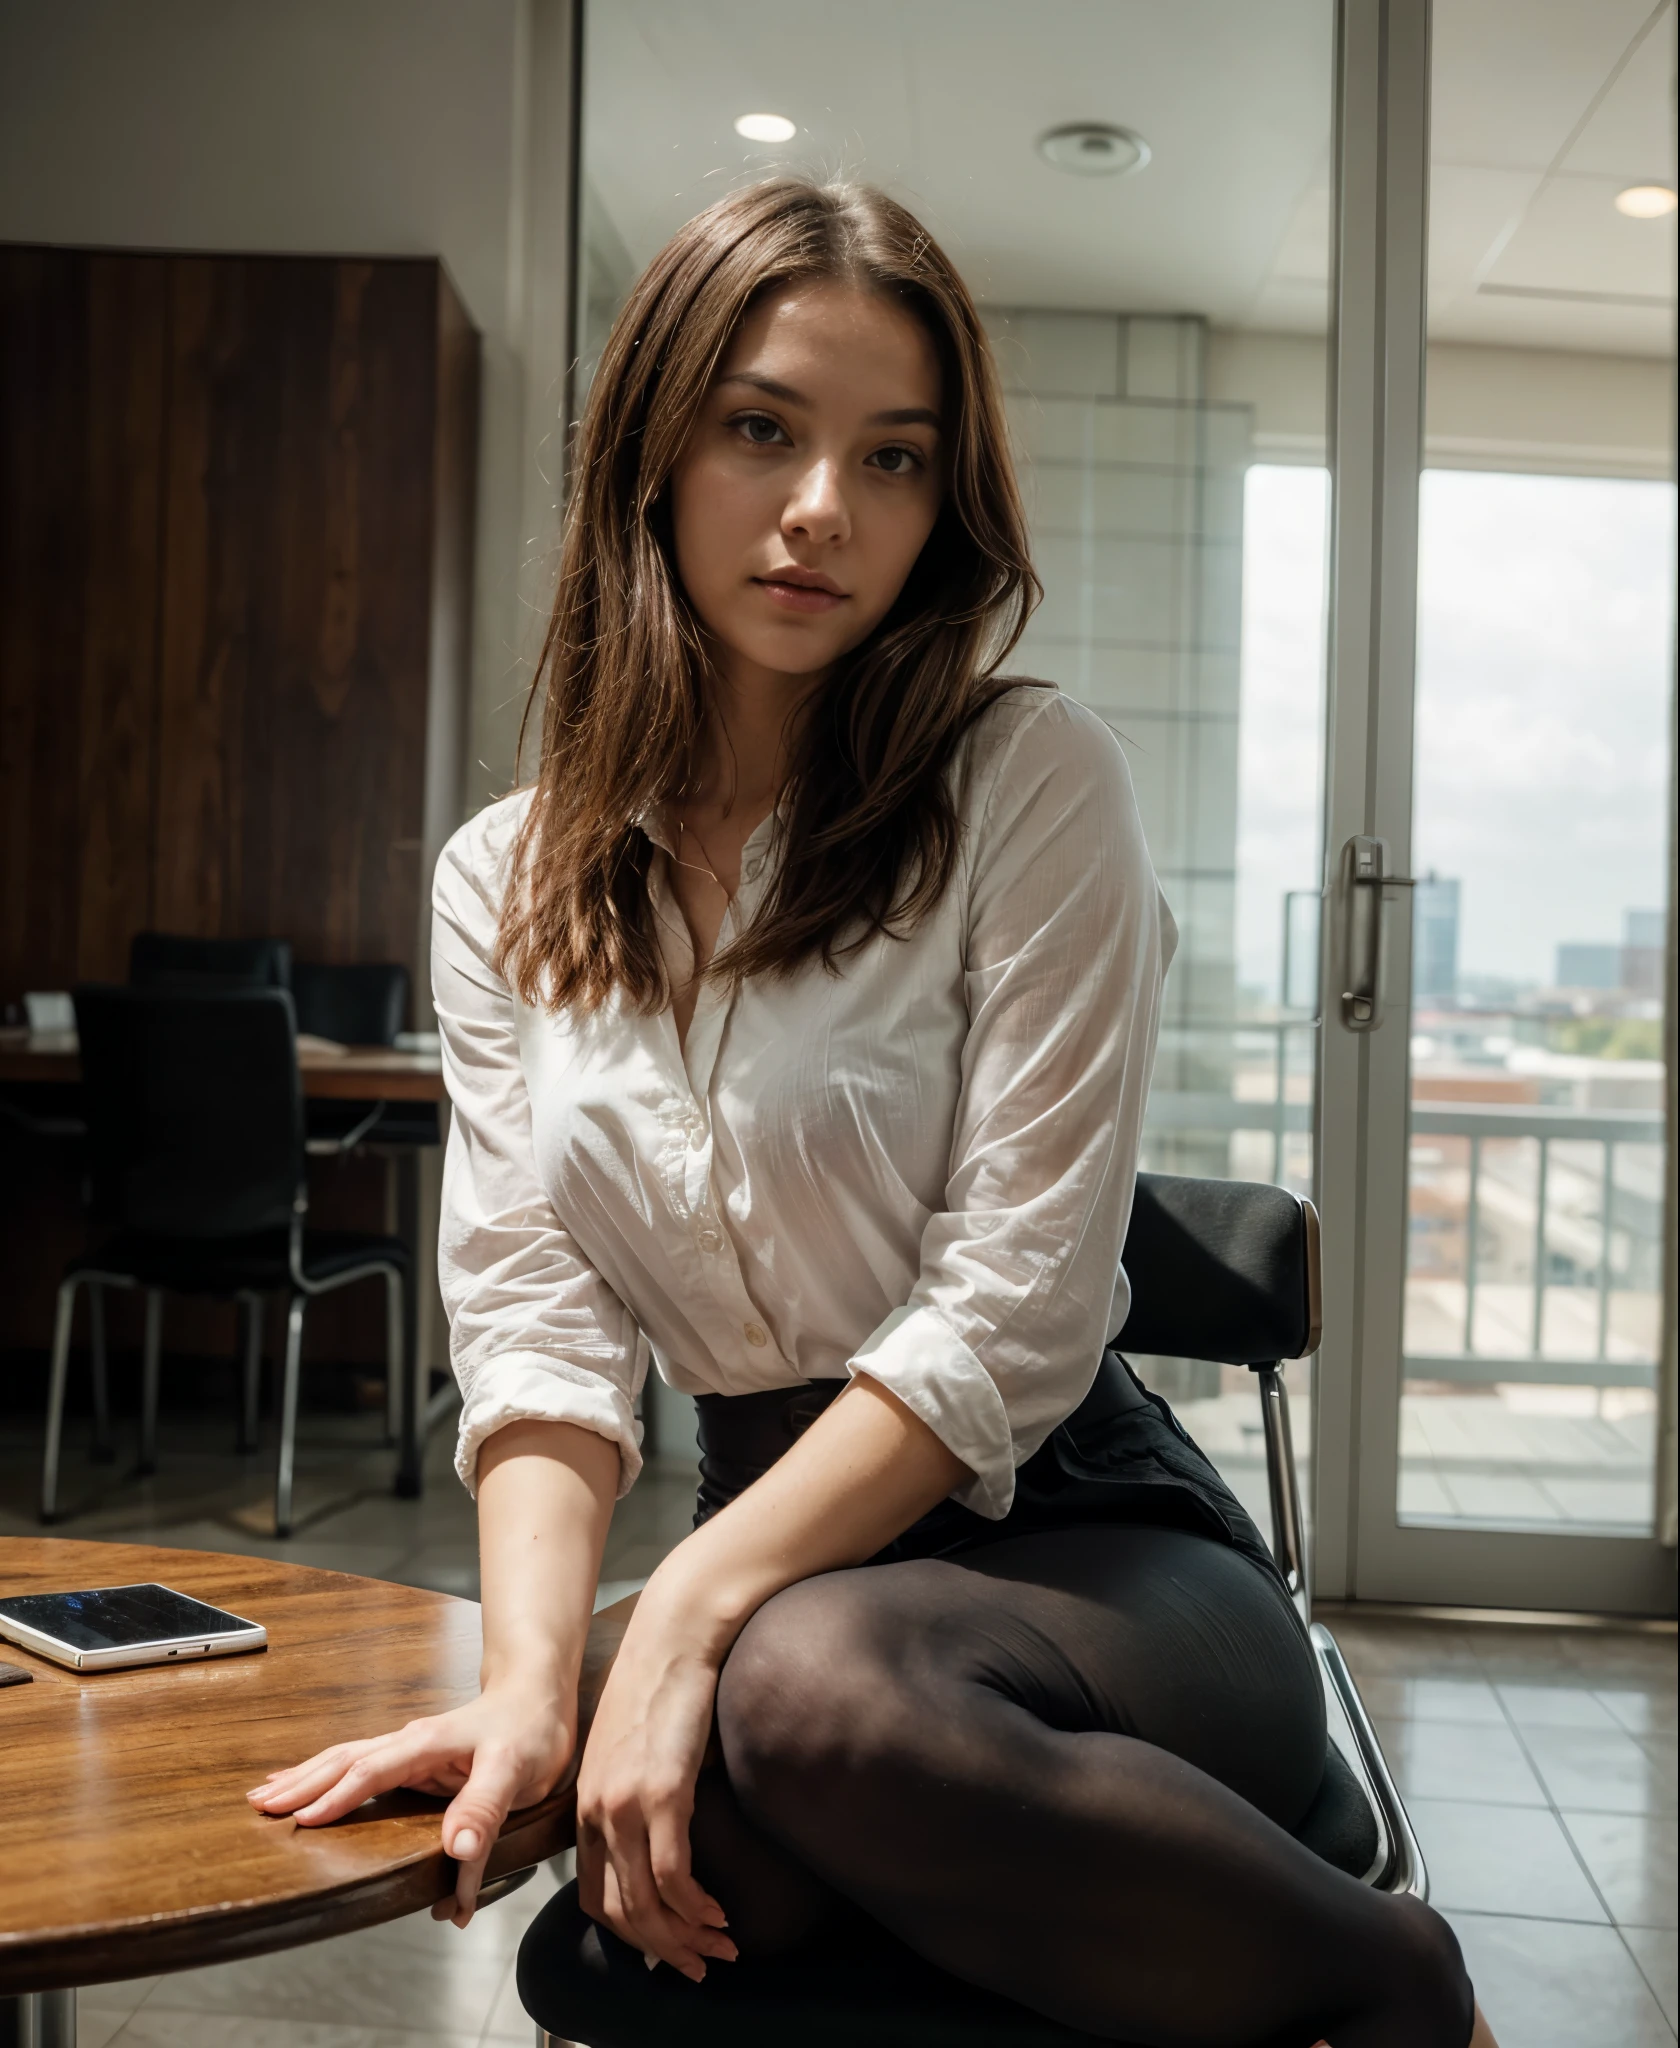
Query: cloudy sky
1234 465 1675 1002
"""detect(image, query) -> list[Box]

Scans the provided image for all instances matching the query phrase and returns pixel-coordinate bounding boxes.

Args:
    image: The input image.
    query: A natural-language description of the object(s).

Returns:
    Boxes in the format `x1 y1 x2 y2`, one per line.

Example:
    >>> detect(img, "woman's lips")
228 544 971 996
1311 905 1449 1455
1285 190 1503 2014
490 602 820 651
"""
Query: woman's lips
755 577 846 614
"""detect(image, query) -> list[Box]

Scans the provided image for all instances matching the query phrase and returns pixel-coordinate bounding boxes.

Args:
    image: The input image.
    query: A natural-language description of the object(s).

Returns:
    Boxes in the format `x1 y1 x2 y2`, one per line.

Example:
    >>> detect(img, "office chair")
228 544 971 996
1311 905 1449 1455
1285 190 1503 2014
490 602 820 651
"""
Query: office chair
290 960 440 1461
511 1172 1426 2047
292 961 440 1157
292 961 409 1048
39 986 408 1538
128 931 293 992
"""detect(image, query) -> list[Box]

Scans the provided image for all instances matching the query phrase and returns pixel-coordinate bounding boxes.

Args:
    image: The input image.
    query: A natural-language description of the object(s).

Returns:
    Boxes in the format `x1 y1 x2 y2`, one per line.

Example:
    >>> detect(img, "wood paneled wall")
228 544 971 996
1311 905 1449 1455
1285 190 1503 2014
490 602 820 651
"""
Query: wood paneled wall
0 247 479 1006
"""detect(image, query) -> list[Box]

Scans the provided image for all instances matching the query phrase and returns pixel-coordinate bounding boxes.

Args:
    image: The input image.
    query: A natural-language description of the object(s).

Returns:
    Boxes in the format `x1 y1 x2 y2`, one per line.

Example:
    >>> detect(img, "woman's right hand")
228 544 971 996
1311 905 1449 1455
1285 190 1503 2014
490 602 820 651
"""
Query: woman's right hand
248 1679 576 1926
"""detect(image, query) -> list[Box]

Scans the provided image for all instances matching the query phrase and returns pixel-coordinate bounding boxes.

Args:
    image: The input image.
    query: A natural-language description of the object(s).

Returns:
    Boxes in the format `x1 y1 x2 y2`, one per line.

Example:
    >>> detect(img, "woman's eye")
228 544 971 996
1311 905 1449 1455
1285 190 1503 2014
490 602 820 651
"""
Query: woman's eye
869 445 922 475
734 412 787 446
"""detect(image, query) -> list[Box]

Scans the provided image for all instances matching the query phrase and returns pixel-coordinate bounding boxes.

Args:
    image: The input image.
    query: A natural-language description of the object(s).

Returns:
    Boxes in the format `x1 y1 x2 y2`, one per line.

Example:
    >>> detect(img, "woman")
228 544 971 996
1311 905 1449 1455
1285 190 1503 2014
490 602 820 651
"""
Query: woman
254 180 1488 2048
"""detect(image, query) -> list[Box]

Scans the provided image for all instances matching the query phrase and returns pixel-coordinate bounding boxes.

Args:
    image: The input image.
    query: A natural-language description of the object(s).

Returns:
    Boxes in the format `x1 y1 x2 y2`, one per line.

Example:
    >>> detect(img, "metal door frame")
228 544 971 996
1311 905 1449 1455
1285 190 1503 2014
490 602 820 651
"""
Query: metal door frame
1313 0 1677 1615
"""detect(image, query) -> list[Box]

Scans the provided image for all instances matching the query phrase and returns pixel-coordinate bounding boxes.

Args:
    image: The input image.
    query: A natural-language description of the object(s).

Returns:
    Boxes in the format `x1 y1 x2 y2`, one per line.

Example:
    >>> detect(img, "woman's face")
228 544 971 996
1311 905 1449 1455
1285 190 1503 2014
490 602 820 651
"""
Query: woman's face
669 279 945 687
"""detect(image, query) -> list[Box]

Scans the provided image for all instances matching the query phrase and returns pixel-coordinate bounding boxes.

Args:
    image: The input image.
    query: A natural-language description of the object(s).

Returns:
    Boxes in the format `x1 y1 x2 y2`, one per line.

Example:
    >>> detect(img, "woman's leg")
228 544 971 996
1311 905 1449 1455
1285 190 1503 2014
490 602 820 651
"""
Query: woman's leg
710 1523 1475 2048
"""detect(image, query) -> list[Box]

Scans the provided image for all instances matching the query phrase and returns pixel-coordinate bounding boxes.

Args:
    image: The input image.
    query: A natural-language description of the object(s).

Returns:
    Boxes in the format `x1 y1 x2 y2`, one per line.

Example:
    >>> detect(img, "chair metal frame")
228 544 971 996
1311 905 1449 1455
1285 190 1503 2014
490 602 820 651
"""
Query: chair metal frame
41 1201 405 1539
1252 1195 1428 1900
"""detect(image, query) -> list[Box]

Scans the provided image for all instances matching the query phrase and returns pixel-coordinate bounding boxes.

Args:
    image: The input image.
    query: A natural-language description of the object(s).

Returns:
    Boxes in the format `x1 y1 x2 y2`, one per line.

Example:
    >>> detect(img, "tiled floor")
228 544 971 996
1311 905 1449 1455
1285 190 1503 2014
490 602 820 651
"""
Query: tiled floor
1 1400 1674 2047
1332 1609 1678 2045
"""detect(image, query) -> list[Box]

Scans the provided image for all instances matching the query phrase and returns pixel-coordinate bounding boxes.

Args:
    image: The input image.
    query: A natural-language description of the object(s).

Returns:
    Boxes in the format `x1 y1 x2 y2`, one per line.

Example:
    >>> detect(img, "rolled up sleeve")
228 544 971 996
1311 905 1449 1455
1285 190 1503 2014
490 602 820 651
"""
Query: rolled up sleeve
848 696 1171 1519
433 807 645 1498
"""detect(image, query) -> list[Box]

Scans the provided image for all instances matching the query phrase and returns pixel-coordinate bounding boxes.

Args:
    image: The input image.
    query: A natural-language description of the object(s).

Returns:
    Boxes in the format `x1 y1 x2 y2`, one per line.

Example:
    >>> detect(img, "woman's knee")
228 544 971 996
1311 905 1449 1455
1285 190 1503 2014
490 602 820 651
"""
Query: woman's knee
716 1569 933 1816
1376 1896 1476 2045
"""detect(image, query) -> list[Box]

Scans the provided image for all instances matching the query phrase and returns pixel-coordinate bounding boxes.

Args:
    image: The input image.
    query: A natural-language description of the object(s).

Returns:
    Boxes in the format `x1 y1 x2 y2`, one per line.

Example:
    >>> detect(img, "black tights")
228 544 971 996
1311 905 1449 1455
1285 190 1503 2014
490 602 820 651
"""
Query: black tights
687 1524 1473 2048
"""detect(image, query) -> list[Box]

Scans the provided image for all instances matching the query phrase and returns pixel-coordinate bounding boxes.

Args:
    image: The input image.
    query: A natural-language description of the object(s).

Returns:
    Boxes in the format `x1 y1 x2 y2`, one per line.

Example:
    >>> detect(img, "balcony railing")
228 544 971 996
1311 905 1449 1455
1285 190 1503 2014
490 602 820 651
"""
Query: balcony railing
1143 1044 1663 1393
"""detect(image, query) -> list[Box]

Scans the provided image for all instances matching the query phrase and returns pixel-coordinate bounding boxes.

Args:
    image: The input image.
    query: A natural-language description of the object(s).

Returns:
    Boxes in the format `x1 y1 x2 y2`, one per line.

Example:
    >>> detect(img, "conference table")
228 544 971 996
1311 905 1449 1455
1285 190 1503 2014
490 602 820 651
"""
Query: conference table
0 1028 445 1102
0 1537 634 2048
0 1030 450 1495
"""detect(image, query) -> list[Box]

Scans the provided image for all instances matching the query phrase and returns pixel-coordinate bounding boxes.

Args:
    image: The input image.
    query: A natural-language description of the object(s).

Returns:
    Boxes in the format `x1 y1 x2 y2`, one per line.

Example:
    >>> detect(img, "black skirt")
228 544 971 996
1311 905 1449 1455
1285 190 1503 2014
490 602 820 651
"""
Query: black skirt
692 1348 1284 1592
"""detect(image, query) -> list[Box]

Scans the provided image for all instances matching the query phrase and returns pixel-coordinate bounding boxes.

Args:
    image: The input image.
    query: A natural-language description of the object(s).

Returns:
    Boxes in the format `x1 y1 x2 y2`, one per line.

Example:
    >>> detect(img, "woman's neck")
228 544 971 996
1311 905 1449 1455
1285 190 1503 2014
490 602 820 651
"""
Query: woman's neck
688 648 826 816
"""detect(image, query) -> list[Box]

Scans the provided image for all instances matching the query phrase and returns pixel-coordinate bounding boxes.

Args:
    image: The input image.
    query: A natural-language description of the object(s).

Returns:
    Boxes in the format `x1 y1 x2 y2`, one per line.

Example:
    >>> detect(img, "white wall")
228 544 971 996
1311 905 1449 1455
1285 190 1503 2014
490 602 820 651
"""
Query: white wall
0 0 578 810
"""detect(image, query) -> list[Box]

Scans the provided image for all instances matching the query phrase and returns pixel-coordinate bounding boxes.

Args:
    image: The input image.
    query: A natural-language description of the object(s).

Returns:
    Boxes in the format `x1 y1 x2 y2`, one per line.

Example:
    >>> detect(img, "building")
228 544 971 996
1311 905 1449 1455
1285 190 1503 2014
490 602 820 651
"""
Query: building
1413 873 1461 1003
1556 941 1623 990
1621 907 1667 995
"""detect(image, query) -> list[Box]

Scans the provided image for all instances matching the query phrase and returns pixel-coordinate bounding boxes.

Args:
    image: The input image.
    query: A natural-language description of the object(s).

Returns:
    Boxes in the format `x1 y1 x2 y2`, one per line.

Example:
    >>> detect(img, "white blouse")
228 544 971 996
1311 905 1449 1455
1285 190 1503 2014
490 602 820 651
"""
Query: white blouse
433 686 1176 1521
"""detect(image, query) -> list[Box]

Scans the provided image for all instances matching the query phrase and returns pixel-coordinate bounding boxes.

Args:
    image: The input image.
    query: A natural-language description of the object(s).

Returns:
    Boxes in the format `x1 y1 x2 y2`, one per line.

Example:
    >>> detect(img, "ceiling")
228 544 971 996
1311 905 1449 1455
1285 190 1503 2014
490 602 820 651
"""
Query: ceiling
584 0 1676 356
1428 0 1676 353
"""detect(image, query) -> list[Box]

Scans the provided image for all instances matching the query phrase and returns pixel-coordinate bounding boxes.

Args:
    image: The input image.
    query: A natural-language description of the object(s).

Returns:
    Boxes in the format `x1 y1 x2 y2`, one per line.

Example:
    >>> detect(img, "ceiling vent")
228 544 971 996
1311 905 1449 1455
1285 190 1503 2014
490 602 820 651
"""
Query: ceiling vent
1036 123 1150 178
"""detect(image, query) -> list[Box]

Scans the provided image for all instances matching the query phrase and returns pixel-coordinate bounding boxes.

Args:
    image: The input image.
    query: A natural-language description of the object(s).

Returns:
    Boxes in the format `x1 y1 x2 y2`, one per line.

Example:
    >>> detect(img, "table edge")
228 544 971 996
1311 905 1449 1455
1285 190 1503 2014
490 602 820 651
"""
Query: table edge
0 1795 576 1996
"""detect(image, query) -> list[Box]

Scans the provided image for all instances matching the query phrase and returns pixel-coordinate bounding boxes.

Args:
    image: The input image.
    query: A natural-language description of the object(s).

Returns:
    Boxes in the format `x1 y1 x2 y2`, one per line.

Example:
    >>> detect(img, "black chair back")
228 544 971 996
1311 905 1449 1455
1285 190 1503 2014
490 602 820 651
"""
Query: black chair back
129 931 293 992
1117 1172 1317 1366
73 986 304 1240
291 962 409 1046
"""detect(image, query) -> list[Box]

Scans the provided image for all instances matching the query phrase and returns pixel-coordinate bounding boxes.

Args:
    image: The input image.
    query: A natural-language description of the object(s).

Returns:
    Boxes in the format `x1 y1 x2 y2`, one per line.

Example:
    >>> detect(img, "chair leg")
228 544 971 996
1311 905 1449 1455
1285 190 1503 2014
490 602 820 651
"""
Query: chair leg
237 1293 263 1453
40 1277 81 1523
89 1281 114 1462
384 1266 408 1467
138 1289 164 1476
275 1293 306 1539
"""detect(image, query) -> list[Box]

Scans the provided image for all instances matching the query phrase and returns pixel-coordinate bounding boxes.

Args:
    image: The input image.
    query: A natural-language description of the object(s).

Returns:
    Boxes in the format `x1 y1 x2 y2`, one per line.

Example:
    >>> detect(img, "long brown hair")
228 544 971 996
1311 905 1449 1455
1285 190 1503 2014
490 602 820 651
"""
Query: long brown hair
496 177 1040 1011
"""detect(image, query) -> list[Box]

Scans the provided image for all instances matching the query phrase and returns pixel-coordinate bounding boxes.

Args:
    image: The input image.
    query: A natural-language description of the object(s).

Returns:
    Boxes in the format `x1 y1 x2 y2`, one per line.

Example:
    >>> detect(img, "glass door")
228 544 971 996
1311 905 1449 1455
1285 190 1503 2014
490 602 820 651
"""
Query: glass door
1326 0 1677 1612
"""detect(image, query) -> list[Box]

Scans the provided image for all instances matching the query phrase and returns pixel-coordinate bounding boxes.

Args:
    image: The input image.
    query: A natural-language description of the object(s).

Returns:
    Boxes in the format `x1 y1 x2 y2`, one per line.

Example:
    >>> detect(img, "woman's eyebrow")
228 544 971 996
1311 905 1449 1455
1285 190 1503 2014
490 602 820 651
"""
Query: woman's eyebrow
718 372 808 405
716 372 940 432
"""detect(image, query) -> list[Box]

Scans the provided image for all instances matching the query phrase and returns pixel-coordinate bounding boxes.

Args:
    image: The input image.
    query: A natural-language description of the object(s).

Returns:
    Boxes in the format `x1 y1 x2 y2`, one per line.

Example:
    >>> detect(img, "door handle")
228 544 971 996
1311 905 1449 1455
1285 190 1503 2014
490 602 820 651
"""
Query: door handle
1337 835 1415 1032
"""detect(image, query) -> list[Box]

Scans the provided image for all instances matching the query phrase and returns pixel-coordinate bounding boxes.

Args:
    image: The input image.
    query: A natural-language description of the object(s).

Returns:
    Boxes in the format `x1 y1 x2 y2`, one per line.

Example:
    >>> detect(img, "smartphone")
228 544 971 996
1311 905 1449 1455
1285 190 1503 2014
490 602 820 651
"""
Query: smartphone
0 1582 268 1672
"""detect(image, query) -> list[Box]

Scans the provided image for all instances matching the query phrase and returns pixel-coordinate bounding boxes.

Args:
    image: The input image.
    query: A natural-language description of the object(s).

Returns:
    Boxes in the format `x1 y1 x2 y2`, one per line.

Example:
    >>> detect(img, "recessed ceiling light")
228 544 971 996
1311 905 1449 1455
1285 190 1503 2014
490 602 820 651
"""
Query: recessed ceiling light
1036 123 1150 178
735 112 797 143
1615 184 1677 219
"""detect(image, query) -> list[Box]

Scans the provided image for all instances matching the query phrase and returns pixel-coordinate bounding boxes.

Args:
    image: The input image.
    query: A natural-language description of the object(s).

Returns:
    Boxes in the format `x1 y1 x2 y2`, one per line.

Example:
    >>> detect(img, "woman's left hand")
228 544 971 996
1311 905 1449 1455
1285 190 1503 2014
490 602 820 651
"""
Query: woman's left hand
574 1605 740 1981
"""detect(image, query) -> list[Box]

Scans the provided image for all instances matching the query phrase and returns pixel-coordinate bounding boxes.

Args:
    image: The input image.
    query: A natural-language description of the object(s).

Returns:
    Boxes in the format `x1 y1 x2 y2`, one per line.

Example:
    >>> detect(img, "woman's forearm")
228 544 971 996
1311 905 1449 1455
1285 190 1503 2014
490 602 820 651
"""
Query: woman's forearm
475 1417 621 1699
633 1375 968 1663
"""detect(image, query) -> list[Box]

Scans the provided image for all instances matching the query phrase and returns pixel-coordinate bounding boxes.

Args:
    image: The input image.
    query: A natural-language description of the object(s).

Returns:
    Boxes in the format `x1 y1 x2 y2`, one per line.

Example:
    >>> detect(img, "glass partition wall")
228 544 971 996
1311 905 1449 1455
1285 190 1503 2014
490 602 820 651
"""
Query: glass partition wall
575 0 1336 1539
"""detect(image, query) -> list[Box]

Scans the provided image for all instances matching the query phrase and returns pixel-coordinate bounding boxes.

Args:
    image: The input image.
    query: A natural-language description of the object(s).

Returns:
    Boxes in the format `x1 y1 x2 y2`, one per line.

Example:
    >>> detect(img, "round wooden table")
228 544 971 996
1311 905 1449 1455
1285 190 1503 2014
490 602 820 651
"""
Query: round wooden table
0 1538 595 2045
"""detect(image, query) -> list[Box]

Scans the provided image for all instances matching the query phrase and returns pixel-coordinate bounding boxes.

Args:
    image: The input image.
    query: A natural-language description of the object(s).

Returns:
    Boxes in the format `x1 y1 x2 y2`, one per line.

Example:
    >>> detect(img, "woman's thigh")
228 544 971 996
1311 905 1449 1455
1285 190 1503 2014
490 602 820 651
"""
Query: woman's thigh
719 1522 1325 1832
944 1523 1326 1824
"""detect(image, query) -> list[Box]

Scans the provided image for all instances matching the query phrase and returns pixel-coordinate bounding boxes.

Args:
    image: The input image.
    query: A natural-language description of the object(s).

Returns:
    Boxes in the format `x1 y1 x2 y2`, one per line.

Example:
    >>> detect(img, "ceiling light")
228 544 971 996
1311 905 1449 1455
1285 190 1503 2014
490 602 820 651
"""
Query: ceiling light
735 112 796 143
1615 184 1677 219
1036 123 1150 178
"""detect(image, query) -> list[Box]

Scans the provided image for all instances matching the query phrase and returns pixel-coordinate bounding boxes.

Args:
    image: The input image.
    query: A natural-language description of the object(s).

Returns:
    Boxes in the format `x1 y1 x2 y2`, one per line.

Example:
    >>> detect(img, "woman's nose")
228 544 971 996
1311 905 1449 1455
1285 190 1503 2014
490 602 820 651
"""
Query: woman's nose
783 456 850 547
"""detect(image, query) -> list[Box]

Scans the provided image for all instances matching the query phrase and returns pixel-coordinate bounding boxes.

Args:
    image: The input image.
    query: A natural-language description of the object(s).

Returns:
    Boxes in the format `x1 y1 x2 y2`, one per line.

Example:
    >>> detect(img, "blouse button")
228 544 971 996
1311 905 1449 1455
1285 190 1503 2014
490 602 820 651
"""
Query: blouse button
744 1322 769 1348
697 1228 723 1254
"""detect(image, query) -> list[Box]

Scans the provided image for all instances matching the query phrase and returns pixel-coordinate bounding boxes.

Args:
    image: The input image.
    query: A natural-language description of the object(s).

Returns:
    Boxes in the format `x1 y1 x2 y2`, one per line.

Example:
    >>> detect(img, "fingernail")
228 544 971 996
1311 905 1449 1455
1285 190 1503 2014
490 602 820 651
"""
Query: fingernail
452 1828 480 1861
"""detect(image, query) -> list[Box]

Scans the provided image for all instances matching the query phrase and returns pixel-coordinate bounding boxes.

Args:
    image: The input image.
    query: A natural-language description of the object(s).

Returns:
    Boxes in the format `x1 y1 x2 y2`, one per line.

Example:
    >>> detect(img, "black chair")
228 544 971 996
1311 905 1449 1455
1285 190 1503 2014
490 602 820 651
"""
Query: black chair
293 960 440 1157
291 960 439 1464
292 961 409 1047
128 930 293 992
40 986 409 1537
515 1172 1427 2048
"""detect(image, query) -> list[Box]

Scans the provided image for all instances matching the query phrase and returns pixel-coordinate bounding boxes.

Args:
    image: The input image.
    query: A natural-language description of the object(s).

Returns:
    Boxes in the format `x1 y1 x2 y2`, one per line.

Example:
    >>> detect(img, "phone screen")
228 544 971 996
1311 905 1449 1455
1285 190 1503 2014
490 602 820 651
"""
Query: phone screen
0 1583 255 1651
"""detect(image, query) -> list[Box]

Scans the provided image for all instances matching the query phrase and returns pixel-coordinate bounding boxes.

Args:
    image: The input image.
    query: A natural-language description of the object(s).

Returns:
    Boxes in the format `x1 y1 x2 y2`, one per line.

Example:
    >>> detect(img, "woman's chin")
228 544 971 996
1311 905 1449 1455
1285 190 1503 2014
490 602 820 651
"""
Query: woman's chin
716 625 850 685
